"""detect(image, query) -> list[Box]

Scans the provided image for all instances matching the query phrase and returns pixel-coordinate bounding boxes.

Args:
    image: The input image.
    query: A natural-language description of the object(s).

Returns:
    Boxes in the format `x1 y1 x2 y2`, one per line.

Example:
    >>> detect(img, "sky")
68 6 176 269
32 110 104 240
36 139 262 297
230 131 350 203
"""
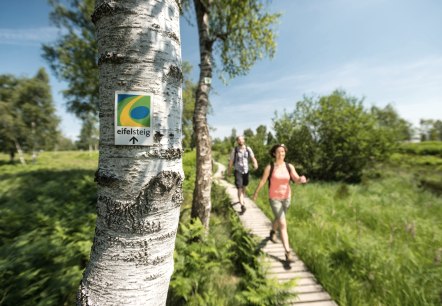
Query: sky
1 0 441 140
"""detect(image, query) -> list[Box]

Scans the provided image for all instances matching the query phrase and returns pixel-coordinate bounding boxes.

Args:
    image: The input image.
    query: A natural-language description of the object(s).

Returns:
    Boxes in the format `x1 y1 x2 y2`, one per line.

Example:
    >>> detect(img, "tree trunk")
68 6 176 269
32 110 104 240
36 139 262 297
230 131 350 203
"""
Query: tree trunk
77 1 183 305
191 0 213 229
14 140 26 165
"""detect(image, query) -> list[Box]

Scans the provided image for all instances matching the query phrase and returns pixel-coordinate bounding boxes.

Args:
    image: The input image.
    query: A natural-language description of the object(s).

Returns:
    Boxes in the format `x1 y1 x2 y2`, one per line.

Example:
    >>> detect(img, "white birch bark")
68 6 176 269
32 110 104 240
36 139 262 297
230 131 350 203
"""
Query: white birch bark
191 0 213 229
77 1 183 305
14 140 26 165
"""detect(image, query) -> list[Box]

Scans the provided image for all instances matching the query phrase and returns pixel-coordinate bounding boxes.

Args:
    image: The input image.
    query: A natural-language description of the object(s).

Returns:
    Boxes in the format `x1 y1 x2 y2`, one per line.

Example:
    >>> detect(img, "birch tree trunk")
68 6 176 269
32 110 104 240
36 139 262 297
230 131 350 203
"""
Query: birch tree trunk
191 0 213 229
14 140 26 165
77 1 183 305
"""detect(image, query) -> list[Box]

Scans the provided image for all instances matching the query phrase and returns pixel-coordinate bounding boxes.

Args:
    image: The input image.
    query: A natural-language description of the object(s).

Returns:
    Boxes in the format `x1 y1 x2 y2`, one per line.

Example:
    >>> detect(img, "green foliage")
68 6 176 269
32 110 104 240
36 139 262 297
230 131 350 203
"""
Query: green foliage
1 151 294 305
76 114 98 150
273 90 396 182
211 0 280 80
181 0 279 81
371 104 413 142
0 69 61 158
248 161 442 306
398 141 442 157
167 217 235 306
182 62 197 151
0 151 97 306
43 0 98 119
420 119 442 141
391 142 442 196
169 165 295 305
228 196 296 306
235 264 295 306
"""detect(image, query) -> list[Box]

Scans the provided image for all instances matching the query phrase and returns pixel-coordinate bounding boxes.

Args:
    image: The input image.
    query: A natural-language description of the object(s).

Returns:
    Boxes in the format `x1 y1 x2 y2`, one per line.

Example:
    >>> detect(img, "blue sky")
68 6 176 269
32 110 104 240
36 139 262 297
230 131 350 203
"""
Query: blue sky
1 0 441 140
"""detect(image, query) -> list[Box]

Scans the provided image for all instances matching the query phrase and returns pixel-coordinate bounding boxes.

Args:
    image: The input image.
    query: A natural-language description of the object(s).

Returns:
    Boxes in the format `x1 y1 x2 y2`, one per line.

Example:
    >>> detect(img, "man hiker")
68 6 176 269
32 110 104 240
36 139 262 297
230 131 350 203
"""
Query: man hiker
227 135 258 213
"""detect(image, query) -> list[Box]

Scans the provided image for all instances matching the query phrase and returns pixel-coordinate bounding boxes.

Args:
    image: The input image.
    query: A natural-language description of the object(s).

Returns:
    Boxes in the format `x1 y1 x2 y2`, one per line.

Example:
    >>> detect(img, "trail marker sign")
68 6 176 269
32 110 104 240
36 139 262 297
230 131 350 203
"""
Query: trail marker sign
114 91 153 146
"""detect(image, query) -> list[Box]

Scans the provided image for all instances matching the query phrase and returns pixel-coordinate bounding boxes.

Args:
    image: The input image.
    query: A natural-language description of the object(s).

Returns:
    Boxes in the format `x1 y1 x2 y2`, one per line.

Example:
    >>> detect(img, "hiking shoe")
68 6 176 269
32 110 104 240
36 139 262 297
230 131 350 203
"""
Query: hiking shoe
285 251 293 263
269 230 277 243
240 204 246 213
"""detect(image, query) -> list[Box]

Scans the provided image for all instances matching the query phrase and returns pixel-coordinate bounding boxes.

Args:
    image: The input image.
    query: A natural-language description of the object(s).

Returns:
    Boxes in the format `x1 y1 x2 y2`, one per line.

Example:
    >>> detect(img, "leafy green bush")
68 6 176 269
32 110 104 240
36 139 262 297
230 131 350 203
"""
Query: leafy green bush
273 90 397 182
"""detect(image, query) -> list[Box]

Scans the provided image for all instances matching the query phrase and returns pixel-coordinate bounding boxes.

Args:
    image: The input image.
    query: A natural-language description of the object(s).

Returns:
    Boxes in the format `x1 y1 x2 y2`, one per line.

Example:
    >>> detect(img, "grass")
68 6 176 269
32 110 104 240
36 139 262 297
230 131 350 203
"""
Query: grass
0 150 288 306
0 151 98 305
240 157 442 306
3 146 441 305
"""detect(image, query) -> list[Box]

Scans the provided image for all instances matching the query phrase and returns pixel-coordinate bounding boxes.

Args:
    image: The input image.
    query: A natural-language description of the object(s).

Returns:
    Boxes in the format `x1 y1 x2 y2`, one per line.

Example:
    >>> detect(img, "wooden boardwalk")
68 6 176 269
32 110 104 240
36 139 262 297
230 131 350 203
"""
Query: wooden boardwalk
214 163 337 306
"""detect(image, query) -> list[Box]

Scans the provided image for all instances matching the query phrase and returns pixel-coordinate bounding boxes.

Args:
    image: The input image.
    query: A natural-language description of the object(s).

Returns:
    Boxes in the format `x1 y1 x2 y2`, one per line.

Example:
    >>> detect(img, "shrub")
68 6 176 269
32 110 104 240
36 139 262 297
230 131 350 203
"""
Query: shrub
273 90 396 182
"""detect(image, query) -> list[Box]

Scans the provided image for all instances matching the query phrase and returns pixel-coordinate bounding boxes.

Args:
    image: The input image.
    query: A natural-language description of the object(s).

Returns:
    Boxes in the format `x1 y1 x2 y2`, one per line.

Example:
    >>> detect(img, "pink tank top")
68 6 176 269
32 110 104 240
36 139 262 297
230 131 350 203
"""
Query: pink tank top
269 164 291 200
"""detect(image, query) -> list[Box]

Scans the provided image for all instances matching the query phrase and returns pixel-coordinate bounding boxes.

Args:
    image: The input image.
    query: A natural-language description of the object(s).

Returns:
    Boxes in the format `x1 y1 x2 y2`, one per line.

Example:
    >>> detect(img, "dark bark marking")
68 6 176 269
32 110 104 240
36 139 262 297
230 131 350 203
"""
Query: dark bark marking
95 169 118 187
98 51 125 65
100 171 182 234
164 31 180 43
91 2 116 24
150 23 180 44
164 64 183 83
144 148 183 159
141 171 182 206
91 2 134 24
154 131 164 143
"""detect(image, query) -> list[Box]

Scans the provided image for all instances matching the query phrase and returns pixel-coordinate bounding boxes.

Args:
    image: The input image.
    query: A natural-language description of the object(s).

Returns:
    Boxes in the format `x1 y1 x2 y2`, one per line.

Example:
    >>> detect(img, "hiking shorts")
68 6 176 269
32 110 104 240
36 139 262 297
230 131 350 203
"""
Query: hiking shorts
234 170 249 188
269 198 291 219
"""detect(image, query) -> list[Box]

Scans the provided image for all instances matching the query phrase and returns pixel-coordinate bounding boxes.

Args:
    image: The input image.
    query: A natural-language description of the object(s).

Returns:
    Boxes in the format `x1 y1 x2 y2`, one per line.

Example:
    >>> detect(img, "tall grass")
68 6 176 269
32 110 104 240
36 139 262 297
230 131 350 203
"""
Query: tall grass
0 151 292 305
169 151 295 305
0 151 98 305
247 163 442 305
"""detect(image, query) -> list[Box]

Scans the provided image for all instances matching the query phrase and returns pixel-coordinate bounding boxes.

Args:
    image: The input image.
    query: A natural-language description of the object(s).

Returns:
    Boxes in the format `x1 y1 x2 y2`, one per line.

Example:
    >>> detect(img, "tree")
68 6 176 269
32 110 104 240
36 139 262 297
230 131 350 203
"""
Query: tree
43 0 98 120
181 62 197 150
431 120 442 141
0 74 22 162
371 104 413 142
77 1 183 305
76 114 99 151
0 69 60 163
240 125 272 176
185 0 280 229
419 119 442 141
273 90 393 182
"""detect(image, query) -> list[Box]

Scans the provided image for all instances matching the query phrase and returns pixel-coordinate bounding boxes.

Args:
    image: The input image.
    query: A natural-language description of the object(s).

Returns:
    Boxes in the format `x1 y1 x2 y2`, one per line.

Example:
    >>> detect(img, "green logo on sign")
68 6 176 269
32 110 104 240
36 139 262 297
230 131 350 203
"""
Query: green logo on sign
116 94 151 127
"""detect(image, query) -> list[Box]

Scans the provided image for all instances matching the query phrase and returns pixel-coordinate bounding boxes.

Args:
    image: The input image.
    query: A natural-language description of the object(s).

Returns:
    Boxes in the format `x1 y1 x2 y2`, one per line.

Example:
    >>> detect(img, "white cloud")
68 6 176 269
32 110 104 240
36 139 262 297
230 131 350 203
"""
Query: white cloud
210 55 442 138
0 27 59 45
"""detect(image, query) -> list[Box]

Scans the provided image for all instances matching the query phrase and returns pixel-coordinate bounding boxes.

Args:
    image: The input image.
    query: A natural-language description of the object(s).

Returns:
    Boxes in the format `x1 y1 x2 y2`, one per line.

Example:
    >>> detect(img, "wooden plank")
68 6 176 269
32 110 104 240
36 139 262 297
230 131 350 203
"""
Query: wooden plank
291 301 338 306
280 278 317 286
291 284 324 293
292 292 333 302
277 271 316 280
267 264 307 273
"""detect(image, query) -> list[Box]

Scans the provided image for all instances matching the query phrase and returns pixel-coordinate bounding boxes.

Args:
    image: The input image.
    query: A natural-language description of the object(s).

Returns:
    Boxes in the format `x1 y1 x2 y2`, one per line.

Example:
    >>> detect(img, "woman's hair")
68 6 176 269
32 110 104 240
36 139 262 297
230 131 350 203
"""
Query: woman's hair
269 144 288 157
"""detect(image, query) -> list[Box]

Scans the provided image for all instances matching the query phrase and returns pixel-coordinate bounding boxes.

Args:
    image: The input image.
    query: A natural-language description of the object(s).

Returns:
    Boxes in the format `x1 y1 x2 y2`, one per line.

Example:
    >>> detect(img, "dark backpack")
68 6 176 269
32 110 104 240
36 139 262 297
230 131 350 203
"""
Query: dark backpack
268 162 294 187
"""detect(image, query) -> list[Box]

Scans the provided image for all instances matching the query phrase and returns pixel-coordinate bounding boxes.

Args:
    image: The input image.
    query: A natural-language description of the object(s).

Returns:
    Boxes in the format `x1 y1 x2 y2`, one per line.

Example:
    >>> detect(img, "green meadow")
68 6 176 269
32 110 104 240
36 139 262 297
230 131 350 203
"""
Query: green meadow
1 143 441 305
247 143 442 306
0 151 291 306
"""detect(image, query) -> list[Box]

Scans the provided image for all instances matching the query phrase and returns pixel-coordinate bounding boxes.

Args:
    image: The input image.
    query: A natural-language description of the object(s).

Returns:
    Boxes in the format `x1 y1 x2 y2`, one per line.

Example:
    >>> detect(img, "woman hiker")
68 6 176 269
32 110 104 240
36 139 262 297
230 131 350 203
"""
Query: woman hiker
252 144 307 262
